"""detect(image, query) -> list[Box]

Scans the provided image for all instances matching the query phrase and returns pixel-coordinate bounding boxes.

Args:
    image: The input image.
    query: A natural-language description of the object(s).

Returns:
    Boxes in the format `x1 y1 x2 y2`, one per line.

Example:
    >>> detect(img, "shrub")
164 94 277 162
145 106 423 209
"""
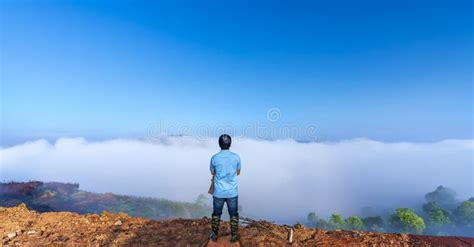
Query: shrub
345 216 364 230
389 208 425 234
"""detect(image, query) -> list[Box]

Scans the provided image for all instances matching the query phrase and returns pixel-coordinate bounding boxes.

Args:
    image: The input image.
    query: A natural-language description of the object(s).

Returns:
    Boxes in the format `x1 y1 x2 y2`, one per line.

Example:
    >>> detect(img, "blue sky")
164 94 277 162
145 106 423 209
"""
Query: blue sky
1 0 472 144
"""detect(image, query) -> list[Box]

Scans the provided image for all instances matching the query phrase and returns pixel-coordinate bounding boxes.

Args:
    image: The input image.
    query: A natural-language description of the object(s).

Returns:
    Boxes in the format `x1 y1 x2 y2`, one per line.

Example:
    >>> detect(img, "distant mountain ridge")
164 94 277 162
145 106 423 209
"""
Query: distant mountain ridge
0 181 210 219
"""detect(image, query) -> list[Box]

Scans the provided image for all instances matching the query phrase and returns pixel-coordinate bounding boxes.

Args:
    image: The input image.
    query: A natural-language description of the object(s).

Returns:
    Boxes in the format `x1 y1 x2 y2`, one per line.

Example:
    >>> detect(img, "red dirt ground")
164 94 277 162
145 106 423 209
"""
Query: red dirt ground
1 204 473 246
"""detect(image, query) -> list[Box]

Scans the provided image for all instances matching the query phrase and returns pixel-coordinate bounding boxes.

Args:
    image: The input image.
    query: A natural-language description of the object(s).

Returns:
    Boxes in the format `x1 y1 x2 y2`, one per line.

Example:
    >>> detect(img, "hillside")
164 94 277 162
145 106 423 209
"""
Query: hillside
2 204 474 246
0 181 210 219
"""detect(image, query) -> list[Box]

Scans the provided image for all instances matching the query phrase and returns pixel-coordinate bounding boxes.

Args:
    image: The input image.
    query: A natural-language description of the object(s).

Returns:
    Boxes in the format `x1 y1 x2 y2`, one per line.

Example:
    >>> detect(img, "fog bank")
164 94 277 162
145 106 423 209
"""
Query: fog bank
1 137 472 222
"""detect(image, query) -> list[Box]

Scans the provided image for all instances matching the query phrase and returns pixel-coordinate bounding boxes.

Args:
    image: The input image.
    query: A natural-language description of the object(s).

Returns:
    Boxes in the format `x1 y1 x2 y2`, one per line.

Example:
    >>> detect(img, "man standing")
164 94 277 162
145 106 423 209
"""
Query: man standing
209 134 241 243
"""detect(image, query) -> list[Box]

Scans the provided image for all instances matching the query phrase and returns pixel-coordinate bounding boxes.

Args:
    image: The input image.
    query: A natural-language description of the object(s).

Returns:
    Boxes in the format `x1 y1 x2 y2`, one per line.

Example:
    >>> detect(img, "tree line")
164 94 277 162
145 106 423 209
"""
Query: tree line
306 186 473 237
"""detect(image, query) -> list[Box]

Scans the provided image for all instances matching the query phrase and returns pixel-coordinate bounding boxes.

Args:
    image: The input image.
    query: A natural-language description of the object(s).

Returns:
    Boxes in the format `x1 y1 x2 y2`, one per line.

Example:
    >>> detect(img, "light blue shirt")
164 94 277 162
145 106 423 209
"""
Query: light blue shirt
210 150 241 198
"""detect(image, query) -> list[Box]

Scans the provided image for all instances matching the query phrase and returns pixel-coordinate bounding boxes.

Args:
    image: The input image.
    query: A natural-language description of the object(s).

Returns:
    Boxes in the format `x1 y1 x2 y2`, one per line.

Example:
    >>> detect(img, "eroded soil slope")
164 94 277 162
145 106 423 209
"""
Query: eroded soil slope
1 204 473 246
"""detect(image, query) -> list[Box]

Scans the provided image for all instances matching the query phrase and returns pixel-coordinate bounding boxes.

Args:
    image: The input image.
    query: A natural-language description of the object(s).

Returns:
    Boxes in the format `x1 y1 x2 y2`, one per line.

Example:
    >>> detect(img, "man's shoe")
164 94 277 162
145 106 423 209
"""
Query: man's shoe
210 215 220 242
230 234 240 243
209 231 218 242
230 216 240 243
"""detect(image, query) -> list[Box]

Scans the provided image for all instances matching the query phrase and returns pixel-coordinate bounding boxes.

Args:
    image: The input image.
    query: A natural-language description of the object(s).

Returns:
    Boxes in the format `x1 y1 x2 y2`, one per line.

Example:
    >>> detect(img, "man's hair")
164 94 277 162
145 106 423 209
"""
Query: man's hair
218 134 232 150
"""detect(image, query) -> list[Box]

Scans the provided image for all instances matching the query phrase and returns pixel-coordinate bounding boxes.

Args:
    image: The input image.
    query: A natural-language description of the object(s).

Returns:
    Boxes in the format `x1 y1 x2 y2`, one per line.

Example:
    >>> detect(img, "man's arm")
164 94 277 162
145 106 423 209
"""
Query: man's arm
210 157 215 175
236 155 241 176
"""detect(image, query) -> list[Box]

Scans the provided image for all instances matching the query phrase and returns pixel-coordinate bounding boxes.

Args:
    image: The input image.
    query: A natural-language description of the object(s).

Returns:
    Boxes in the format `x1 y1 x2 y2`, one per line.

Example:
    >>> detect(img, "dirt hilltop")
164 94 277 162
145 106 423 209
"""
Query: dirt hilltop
1 204 473 246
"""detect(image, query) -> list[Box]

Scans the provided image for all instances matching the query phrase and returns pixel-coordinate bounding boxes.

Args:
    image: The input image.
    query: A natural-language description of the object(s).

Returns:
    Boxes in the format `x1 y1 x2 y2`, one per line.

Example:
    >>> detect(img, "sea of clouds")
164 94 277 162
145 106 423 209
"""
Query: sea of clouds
1 136 473 222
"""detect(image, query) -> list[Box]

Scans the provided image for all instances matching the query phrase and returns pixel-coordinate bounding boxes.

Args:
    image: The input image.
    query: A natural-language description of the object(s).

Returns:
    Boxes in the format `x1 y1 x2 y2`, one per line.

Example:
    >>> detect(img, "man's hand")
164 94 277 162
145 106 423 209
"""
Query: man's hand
208 175 214 195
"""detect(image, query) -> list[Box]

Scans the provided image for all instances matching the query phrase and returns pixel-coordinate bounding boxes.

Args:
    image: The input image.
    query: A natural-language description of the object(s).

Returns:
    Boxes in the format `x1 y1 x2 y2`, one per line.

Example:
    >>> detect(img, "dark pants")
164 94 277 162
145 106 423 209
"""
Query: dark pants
212 196 239 218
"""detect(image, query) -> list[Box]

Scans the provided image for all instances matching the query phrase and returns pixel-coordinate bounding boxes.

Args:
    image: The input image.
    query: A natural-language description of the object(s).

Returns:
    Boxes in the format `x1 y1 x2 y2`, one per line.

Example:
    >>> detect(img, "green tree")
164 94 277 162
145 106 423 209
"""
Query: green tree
195 194 208 206
329 214 345 229
345 216 364 230
362 216 385 232
389 208 426 234
423 201 440 213
306 212 332 229
422 202 450 227
453 200 474 227
429 209 451 226
425 186 456 208
307 212 318 227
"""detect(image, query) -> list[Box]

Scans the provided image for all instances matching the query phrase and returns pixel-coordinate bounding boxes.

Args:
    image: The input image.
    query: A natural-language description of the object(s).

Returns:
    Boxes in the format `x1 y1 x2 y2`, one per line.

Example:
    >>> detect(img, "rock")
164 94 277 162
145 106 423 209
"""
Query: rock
294 223 305 229
7 232 17 239
27 230 37 235
400 233 409 241
17 203 28 211
114 220 122 226
118 212 129 218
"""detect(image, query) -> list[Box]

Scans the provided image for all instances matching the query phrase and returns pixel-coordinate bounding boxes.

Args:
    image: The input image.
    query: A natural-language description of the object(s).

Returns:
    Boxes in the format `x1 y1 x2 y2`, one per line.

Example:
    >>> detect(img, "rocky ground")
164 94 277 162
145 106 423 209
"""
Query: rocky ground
1 204 473 246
